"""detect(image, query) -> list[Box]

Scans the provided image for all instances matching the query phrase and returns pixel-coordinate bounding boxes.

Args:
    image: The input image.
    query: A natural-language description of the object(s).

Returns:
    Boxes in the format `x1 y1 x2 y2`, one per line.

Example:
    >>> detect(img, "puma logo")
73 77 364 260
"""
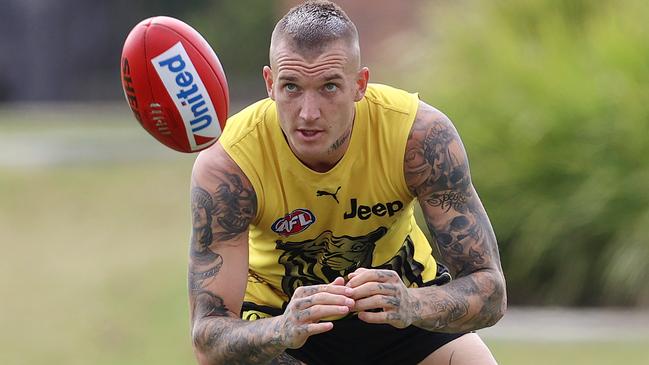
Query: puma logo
316 186 341 203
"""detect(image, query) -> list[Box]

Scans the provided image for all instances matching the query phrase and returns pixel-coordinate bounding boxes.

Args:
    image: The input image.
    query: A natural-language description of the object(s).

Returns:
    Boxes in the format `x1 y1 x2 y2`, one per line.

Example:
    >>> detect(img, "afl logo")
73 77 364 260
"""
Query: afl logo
272 209 316 237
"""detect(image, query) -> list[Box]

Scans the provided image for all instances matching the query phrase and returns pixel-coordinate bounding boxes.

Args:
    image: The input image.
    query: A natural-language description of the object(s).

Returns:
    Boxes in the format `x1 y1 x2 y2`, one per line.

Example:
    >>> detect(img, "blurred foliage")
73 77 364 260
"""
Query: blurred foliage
130 0 275 104
132 0 275 103
183 1 276 103
390 0 649 306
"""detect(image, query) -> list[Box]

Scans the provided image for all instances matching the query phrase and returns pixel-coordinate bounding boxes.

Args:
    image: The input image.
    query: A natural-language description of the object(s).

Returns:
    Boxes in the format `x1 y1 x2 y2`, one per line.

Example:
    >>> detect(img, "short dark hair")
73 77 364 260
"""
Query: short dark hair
271 0 359 54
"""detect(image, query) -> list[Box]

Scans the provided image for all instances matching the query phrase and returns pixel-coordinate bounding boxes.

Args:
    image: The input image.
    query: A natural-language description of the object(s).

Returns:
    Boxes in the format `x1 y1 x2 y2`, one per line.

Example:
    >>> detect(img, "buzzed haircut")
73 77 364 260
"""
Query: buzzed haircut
271 0 359 54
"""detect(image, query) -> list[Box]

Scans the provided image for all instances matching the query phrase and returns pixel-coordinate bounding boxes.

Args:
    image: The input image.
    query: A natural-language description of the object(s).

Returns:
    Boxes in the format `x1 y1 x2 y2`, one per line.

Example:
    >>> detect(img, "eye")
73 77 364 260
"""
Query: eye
284 83 298 92
324 83 338 92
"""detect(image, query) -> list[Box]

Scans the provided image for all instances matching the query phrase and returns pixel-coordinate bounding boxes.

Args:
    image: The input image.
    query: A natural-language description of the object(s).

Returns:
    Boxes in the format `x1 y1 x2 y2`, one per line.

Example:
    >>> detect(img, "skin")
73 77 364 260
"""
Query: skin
188 35 506 364
190 145 353 365
345 102 507 334
263 38 369 172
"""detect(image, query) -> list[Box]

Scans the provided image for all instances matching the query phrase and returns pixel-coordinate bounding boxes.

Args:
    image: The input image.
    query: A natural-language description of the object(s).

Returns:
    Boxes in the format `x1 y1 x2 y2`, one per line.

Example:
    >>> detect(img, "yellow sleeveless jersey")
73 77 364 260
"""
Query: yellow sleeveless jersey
219 84 448 320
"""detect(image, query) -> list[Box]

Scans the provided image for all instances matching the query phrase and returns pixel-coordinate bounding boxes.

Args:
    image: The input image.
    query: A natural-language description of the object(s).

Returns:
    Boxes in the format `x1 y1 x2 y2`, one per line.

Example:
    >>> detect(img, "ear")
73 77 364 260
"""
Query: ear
353 67 370 102
262 66 275 100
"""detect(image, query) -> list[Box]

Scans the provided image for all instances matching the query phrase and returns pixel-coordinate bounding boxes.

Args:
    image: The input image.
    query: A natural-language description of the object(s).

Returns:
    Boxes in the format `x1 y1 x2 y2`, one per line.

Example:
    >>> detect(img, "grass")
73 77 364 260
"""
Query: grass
1 108 648 364
487 340 649 365
0 159 196 365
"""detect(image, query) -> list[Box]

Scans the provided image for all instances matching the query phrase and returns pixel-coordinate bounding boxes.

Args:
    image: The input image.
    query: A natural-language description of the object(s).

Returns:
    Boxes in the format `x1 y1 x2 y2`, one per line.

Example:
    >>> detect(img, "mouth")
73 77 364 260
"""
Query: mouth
296 129 324 141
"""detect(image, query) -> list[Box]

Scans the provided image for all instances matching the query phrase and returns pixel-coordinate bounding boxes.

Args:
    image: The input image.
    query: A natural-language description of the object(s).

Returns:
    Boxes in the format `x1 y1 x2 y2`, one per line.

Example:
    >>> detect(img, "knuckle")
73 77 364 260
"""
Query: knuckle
385 270 398 278
293 286 305 296
294 298 308 309
295 285 317 297
295 308 311 321
378 283 397 293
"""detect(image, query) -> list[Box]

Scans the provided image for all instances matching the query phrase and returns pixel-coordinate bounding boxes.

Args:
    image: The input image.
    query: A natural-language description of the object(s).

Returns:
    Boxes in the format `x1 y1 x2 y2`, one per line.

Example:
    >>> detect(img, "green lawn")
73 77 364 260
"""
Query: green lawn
487 340 649 365
0 160 196 365
1 110 647 364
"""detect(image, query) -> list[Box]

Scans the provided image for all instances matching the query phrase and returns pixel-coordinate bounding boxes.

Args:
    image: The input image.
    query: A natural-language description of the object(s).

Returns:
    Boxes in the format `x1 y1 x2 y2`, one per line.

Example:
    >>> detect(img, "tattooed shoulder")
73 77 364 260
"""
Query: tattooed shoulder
190 165 257 252
189 146 258 284
404 102 471 197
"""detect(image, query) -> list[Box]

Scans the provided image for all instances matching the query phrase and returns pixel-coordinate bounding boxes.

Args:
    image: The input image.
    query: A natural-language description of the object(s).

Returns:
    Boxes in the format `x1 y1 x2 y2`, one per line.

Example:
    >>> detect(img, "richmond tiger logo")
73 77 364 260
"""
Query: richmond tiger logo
275 228 433 297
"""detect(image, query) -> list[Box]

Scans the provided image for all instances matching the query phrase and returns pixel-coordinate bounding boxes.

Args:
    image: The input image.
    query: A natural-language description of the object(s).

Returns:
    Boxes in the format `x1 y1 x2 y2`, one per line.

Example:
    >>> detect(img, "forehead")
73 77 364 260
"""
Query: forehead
272 40 357 80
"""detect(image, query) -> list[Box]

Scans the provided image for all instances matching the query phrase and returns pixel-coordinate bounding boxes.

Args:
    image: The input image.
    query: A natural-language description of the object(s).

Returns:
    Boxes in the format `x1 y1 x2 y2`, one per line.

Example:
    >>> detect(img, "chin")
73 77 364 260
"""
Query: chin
291 138 325 154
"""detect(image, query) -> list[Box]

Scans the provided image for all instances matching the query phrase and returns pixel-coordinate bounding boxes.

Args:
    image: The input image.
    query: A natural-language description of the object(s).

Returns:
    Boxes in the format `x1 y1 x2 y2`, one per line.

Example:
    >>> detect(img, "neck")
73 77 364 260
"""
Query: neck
291 116 355 173
301 132 351 172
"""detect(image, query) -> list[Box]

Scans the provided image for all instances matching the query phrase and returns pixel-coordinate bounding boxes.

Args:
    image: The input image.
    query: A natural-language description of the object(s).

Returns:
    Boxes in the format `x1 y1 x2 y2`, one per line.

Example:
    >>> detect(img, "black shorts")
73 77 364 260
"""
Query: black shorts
285 314 466 365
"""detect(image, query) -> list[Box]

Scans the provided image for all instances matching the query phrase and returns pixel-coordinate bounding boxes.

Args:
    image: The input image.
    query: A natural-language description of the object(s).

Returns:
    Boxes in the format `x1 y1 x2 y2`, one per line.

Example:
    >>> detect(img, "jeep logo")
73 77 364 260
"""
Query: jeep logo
343 198 403 220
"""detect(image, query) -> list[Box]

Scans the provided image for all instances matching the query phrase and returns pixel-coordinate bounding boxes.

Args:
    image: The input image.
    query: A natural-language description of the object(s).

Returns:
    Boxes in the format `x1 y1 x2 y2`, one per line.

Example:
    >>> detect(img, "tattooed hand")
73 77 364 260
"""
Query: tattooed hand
276 277 355 349
346 268 417 328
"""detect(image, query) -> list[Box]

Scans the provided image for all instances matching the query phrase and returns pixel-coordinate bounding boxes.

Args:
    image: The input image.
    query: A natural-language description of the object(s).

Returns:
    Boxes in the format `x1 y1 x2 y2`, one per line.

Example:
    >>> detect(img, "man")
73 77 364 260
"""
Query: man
188 1 506 364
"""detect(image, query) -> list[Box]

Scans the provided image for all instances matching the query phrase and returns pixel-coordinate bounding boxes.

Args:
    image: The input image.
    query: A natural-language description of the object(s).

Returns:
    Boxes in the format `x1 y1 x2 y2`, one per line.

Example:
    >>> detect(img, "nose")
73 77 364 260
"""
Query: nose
299 92 321 122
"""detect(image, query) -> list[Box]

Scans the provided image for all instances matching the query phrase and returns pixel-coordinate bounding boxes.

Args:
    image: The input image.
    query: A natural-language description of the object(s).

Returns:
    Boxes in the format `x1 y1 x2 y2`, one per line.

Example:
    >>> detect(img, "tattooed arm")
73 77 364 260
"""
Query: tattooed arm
401 101 507 332
344 102 507 332
189 143 349 364
345 102 505 333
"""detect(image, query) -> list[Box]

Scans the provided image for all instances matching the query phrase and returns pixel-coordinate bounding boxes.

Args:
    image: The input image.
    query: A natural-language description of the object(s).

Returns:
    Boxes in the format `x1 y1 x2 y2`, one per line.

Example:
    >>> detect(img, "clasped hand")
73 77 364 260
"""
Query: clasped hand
346 267 417 329
277 269 417 349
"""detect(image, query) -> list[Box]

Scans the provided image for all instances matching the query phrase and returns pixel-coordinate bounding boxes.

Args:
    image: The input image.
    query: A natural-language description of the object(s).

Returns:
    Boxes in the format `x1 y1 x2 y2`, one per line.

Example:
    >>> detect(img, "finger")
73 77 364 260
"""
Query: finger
346 269 398 288
297 304 350 322
354 294 398 312
330 276 345 286
347 267 368 280
295 283 353 298
294 293 355 310
357 310 390 325
349 281 398 299
305 322 334 336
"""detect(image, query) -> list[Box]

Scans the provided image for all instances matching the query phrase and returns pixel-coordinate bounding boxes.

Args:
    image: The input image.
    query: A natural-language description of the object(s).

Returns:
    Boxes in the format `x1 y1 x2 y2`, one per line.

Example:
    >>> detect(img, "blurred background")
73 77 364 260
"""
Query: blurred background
1 0 648 364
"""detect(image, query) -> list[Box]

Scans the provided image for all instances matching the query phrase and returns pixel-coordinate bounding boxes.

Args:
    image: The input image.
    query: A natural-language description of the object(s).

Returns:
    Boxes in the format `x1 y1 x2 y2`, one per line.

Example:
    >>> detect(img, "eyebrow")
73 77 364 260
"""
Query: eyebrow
277 73 345 82
278 75 298 82
323 74 344 82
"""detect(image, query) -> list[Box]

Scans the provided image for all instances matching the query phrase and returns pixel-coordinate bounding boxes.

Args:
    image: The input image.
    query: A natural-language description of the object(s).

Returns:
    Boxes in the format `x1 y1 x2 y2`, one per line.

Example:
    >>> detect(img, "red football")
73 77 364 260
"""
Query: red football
120 16 229 153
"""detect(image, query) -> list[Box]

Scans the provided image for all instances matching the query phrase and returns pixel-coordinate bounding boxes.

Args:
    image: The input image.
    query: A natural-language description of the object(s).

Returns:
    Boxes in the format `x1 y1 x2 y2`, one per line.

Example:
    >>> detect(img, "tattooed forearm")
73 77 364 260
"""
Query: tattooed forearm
404 102 506 332
411 271 505 332
192 292 289 364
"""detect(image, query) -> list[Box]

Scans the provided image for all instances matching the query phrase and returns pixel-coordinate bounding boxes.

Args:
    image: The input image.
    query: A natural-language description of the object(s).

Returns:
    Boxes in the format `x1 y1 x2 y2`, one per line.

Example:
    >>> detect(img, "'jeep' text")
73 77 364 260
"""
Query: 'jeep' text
343 198 403 220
